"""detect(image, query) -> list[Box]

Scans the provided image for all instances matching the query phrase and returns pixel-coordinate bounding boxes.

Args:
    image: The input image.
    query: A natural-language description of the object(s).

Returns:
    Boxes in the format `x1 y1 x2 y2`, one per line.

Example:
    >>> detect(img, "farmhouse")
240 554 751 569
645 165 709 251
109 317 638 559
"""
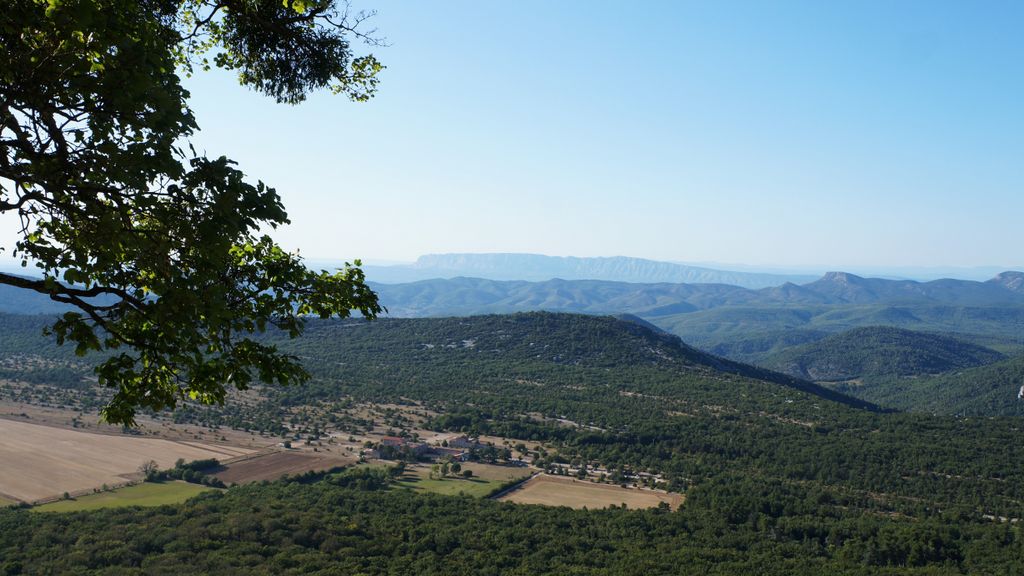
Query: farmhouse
430 446 470 461
448 435 481 450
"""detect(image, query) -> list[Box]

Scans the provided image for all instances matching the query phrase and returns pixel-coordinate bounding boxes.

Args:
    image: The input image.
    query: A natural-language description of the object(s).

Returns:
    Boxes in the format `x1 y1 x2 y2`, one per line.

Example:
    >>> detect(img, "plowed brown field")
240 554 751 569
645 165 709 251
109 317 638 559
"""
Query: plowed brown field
213 451 353 484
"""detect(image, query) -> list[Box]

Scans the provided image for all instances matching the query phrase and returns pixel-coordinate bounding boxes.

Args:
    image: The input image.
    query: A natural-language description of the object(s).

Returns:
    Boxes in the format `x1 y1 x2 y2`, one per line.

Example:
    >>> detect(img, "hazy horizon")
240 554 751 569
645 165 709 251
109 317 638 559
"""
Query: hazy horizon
2 1 1021 271
323 252 1024 283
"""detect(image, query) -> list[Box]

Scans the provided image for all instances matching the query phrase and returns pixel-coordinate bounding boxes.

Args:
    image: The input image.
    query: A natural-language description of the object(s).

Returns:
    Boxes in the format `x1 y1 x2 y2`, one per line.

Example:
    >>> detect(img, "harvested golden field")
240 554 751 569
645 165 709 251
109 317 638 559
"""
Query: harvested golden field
212 450 353 485
0 402 278 450
498 474 684 510
0 418 252 503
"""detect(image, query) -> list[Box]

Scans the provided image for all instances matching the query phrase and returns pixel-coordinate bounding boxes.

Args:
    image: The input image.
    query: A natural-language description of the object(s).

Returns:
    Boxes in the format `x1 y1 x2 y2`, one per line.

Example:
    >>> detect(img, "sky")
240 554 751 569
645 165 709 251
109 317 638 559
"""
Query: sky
53 1 1024 271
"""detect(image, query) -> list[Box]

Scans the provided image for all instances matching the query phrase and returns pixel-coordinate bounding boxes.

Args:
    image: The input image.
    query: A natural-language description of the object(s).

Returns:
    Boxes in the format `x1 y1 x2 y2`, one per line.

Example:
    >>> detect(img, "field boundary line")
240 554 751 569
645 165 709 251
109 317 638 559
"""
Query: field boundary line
0 490 23 505
31 479 137 506
215 447 281 466
174 440 251 458
488 471 540 500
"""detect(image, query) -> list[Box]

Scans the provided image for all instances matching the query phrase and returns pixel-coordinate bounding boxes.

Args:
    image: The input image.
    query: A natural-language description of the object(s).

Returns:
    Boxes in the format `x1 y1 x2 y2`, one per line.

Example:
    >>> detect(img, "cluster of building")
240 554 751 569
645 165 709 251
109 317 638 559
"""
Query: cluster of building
363 434 483 462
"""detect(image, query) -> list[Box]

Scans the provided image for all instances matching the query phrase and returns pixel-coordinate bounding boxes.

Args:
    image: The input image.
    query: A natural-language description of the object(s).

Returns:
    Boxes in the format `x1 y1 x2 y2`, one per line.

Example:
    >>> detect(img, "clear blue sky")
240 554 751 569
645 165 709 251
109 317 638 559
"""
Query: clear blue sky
181 0 1022 270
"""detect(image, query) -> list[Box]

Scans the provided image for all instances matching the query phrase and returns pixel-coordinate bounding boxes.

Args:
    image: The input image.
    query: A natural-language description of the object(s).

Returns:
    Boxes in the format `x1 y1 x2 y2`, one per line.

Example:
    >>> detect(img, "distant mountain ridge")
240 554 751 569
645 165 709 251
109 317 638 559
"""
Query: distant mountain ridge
13 266 1013 318
369 270 1024 318
363 253 818 288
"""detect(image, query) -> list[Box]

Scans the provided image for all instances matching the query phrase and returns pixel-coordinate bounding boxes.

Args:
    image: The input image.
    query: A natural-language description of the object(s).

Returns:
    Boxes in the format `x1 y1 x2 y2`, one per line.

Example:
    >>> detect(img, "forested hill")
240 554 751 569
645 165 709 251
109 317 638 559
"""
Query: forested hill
762 326 1006 381
365 274 1024 359
0 311 870 411
3 273 1024 363
10 313 1024 572
827 353 1024 417
279 312 877 411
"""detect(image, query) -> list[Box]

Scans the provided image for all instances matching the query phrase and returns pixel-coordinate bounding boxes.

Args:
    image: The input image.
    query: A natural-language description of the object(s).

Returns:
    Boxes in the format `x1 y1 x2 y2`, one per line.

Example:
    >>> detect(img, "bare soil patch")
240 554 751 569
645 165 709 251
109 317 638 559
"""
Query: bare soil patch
212 450 353 484
499 474 684 510
0 419 253 502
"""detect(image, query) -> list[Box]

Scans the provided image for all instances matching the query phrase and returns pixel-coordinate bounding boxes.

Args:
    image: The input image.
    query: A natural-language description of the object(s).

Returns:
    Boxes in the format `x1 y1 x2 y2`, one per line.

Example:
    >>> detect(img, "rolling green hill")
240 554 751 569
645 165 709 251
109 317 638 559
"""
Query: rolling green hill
7 312 1024 572
5 272 1024 363
704 328 830 364
6 312 1024 572
655 304 1024 358
761 327 1006 382
264 312 878 412
827 353 1024 417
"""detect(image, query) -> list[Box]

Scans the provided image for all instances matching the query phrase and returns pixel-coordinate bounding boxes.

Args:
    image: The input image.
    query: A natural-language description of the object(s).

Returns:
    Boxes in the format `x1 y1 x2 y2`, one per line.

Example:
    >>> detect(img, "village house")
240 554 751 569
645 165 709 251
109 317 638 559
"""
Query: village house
447 435 480 450
430 446 470 461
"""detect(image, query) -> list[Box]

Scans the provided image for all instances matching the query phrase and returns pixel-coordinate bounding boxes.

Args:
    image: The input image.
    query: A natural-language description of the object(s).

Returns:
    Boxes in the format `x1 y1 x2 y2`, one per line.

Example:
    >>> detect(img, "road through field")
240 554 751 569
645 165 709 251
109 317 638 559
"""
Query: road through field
0 418 251 502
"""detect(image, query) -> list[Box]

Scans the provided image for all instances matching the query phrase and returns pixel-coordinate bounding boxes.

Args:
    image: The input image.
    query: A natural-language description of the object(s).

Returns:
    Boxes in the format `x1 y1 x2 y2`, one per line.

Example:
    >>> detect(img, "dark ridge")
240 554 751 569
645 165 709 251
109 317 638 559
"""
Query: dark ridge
762 326 1006 382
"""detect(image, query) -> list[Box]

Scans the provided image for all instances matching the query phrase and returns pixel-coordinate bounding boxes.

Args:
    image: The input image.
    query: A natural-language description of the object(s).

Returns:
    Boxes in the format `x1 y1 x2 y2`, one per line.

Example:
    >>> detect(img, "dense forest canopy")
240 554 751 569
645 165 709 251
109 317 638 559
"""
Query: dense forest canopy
763 326 1006 381
4 311 1024 572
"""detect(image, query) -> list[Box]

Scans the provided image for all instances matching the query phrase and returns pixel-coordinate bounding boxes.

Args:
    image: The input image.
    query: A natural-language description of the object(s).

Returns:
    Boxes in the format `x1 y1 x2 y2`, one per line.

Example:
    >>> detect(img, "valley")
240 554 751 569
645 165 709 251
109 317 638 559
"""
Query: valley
4 311 1024 572
4 0 1022 572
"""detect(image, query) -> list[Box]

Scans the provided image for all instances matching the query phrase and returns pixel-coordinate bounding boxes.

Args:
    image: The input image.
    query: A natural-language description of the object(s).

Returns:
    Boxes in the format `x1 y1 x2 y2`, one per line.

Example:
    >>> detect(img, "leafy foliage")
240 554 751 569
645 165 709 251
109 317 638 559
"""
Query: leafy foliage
0 0 384 424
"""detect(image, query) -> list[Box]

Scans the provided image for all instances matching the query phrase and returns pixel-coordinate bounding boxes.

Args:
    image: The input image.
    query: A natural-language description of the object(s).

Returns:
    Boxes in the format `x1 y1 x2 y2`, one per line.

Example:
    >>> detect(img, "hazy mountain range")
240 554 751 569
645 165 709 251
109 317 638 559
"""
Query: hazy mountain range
360 253 818 288
370 270 1024 318
353 253 1023 286
2 255 1022 369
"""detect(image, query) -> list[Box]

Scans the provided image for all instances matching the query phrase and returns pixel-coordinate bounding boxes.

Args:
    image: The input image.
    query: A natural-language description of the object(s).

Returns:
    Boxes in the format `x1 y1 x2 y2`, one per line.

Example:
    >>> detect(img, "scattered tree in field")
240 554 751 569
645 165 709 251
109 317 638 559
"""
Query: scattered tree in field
139 460 159 481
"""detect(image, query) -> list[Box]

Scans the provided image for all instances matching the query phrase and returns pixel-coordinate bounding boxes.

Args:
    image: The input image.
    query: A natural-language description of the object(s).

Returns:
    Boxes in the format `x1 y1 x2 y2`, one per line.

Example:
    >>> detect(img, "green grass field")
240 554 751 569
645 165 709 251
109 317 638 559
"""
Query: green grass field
0 495 16 508
34 481 216 513
393 467 505 498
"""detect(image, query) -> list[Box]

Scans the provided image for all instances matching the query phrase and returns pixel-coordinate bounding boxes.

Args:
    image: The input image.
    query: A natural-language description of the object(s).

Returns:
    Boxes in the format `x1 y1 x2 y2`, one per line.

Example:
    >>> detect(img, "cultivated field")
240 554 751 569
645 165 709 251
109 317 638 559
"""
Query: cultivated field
0 402 280 450
34 481 215 513
0 418 252 502
212 450 353 484
461 462 534 482
395 467 500 498
498 474 684 510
